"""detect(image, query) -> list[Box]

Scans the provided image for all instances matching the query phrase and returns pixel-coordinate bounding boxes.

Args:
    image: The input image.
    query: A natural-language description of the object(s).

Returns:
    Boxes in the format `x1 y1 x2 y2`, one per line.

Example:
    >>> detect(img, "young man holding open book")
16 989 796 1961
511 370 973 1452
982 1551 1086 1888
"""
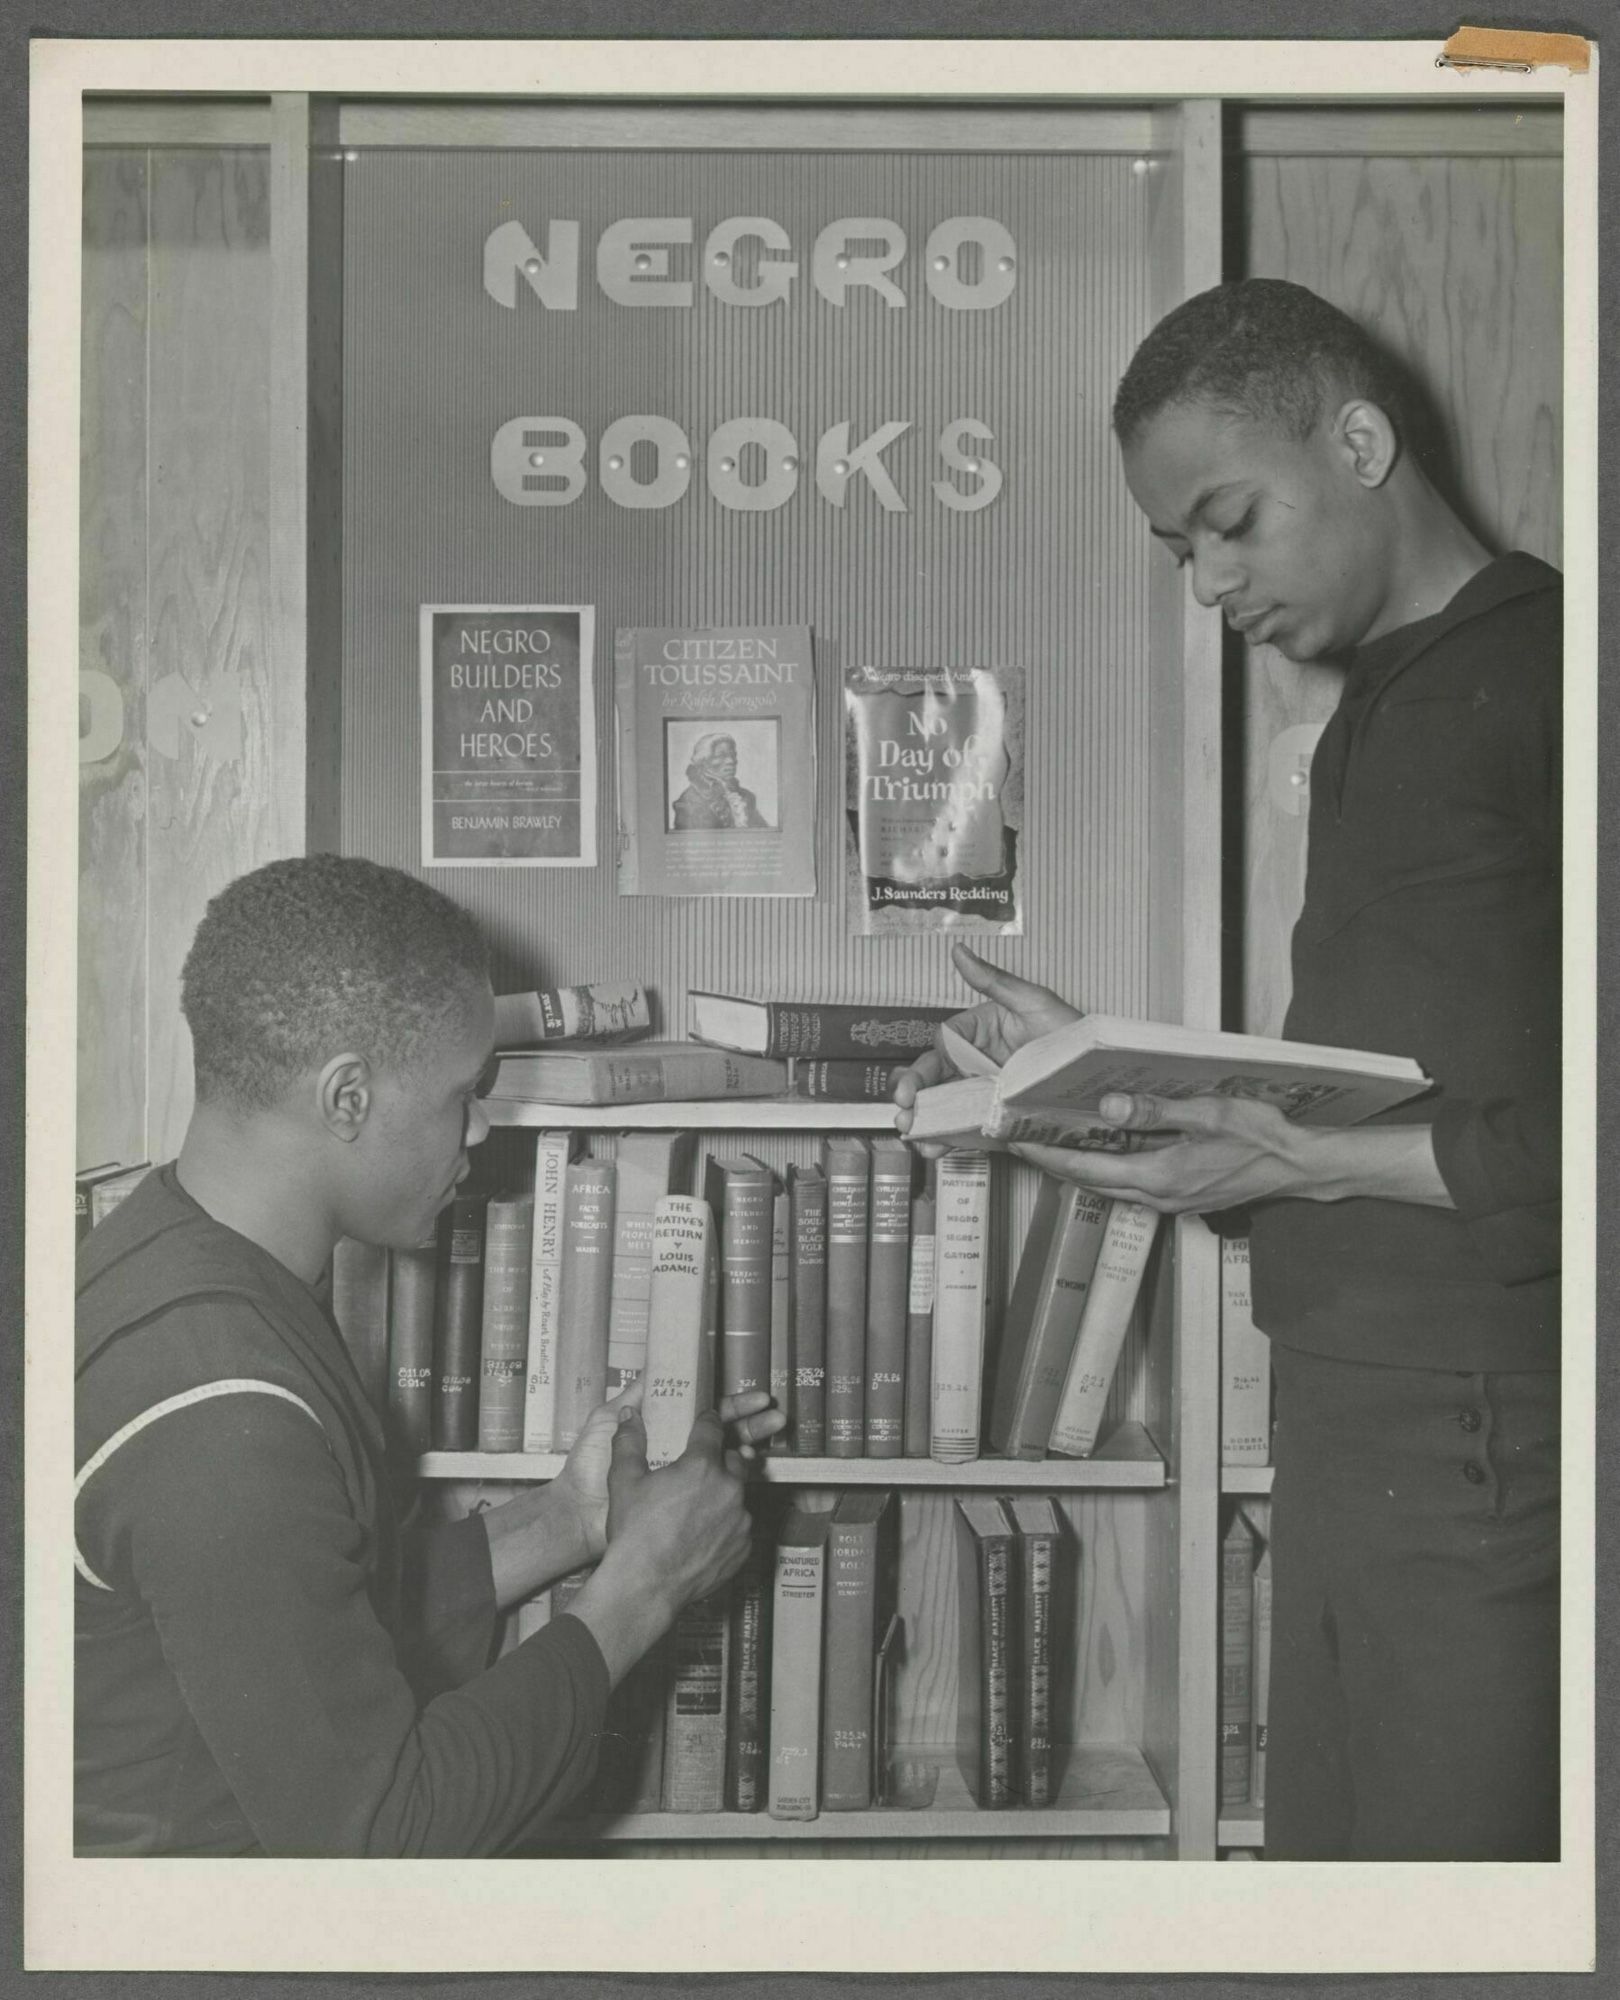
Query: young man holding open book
74 856 782 1856
897 280 1560 1862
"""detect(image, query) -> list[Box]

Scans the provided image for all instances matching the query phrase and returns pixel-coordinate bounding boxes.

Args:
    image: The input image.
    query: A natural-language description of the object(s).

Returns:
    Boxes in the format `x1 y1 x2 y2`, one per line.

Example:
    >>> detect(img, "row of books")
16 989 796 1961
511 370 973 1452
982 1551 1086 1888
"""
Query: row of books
332 1136 1158 1464
1219 1498 1272 1813
481 1485 1075 1819
1220 1237 1274 1469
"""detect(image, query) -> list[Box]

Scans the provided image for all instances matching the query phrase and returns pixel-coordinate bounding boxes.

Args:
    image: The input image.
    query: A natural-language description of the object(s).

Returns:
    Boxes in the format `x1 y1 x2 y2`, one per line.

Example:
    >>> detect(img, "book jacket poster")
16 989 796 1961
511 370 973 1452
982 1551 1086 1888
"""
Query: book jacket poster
844 665 1025 935
420 605 597 867
615 624 817 897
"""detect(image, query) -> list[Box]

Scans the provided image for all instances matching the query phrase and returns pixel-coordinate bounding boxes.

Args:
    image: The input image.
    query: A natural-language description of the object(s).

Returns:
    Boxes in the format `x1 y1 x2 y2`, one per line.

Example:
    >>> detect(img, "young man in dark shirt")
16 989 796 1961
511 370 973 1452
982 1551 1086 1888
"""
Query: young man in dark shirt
896 279 1561 1860
75 855 783 1856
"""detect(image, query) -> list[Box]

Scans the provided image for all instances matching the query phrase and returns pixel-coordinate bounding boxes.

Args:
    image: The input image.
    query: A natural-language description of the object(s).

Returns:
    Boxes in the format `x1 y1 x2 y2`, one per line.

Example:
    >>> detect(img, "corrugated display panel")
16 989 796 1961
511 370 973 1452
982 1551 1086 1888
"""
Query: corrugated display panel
341 147 1164 1023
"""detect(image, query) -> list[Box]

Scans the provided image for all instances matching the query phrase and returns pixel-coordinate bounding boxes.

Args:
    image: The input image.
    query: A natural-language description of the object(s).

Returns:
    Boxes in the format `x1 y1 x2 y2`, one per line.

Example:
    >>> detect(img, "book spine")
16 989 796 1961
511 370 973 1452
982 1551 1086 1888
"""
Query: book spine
902 1188 936 1457
521 980 651 1043
1219 1515 1256 1808
330 1237 391 1411
768 1188 792 1449
994 1187 1111 1460
1020 1529 1054 1808
641 1196 713 1470
598 1048 789 1103
821 1515 885 1809
788 1058 901 1101
1252 1542 1273 1810
522 1132 574 1453
823 1142 870 1459
432 1195 488 1452
662 1593 731 1813
758 1001 955 1060
607 1133 694 1393
720 1170 775 1401
553 1161 617 1449
476 1194 534 1452
929 1152 992 1465
957 1526 1016 1810
1046 1202 1159 1459
788 1170 828 1456
767 1530 827 1821
724 1529 772 1812
863 1148 912 1457
387 1242 438 1458
1220 1236 1272 1467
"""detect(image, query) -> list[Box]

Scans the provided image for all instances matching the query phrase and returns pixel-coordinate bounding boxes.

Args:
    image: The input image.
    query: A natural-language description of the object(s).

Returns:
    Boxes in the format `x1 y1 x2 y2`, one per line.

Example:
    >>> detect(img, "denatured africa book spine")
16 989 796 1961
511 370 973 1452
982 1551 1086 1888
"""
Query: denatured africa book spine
863 1138 913 1458
553 1160 617 1449
388 1238 438 1457
1046 1202 1159 1459
787 1163 828 1456
522 1131 577 1453
822 1136 871 1459
330 1236 391 1411
929 1151 993 1465
432 1193 488 1451
476 1192 535 1452
902 1175 937 1458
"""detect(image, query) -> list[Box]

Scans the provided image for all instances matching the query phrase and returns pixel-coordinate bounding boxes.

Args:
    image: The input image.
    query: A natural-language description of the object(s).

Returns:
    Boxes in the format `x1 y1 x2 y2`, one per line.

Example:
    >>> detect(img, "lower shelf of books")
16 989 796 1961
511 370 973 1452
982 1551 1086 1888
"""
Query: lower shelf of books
526 1743 1170 1842
1217 1812 1265 1848
419 1418 1166 1488
1220 1465 1275 1495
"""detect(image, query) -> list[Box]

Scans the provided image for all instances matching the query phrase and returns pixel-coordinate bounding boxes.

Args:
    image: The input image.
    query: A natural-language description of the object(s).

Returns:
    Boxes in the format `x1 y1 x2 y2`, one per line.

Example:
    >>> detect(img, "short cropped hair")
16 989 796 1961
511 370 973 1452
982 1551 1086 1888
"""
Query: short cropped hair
1113 278 1412 449
181 855 490 1110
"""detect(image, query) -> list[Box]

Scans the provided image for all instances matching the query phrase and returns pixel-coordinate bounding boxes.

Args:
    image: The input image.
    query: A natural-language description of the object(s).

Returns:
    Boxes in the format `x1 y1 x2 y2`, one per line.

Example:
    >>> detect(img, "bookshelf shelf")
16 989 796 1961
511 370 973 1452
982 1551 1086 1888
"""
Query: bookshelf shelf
524 1744 1170 1842
1221 1466 1275 1495
420 1419 1166 1488
485 1096 902 1132
1217 1813 1265 1848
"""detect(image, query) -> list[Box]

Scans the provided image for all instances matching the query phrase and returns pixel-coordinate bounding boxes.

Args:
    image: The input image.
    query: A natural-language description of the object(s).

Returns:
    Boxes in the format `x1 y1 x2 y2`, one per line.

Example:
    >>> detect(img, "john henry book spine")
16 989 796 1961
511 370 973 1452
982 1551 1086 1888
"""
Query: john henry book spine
725 1514 773 1812
641 1195 715 1470
662 1592 732 1813
522 1131 577 1454
767 1508 831 1821
1046 1202 1159 1460
330 1236 391 1411
821 1136 871 1459
954 1494 1018 1808
1219 1509 1257 1808
862 1139 912 1457
768 1187 792 1450
988 1182 1110 1459
607 1130 696 1393
714 1157 776 1402
476 1192 535 1452
431 1193 488 1451
787 1162 828 1455
788 1058 902 1101
902 1173 937 1458
930 1151 993 1465
387 1238 438 1457
1220 1235 1271 1467
553 1159 617 1450
821 1490 898 1810
1252 1537 1273 1811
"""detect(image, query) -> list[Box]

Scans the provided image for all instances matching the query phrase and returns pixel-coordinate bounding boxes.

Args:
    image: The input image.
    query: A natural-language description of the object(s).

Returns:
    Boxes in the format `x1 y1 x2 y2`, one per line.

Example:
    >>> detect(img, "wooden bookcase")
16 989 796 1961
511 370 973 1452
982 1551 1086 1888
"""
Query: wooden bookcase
77 89 1562 1866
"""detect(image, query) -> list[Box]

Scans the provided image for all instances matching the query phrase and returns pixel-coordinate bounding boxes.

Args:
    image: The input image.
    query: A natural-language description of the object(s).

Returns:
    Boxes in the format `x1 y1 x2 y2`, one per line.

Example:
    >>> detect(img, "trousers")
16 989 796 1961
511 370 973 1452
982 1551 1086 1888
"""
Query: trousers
1263 1342 1560 1861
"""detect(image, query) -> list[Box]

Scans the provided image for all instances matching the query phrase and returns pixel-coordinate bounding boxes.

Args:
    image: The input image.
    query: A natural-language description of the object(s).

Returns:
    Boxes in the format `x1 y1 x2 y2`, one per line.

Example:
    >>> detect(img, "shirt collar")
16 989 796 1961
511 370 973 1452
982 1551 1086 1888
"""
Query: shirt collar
1343 551 1561 704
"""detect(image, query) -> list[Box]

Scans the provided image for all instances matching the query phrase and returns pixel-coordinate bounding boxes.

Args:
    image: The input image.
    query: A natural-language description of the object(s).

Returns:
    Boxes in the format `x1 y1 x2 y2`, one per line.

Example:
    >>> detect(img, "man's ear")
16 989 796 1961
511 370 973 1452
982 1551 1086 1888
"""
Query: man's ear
1333 397 1400 489
317 1054 372 1143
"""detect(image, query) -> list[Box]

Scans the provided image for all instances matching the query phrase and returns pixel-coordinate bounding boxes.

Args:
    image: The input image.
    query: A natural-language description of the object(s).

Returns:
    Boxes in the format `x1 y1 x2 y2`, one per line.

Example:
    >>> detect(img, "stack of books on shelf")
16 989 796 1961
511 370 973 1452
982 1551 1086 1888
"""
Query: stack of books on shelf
328 1135 1160 1468
1219 1497 1272 1826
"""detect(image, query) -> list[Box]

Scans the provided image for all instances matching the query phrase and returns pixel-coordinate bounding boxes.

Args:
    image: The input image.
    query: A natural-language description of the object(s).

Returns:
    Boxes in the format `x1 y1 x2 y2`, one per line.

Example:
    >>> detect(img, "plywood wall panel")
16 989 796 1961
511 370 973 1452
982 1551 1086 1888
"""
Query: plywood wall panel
1240 149 1562 1033
78 152 151 1171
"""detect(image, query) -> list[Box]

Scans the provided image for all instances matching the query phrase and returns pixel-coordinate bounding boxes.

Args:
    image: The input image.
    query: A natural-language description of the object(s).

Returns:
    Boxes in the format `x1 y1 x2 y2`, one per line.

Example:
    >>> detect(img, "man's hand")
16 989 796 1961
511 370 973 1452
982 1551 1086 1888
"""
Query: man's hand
892 944 1083 1134
568 1405 756 1685
1010 1091 1454 1215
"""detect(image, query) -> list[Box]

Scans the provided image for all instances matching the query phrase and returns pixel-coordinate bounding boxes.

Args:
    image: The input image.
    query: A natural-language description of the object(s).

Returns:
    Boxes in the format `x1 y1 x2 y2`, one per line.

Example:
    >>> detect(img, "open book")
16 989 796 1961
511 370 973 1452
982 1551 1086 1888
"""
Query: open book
905 1015 1431 1152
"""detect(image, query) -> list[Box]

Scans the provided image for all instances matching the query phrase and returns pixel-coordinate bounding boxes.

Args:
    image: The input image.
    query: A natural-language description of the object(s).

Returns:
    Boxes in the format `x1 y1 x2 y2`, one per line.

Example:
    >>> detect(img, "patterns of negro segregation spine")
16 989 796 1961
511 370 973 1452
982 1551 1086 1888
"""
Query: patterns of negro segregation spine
1047 1201 1159 1459
929 1151 993 1464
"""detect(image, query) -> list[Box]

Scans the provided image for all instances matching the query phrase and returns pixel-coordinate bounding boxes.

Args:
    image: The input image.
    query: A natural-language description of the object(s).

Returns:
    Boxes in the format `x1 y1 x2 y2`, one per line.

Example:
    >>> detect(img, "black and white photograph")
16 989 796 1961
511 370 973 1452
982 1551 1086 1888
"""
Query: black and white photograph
22 22 1599 1981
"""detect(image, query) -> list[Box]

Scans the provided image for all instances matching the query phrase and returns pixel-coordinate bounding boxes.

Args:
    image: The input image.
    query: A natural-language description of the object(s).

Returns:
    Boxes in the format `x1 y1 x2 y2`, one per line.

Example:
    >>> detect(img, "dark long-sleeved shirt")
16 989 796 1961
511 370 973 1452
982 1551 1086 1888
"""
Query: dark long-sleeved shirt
74 1165 609 1856
1248 552 1562 1373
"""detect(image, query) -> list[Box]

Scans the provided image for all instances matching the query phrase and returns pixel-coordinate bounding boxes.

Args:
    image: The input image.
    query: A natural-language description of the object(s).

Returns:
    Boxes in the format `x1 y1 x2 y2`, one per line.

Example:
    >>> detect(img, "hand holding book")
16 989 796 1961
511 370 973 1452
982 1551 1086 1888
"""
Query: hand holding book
891 945 1083 1118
